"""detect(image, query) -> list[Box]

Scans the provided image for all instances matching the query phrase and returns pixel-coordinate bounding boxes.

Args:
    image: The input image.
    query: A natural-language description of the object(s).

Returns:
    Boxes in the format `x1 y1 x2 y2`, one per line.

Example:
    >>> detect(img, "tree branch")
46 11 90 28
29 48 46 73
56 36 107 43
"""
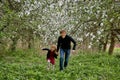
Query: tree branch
7 0 15 10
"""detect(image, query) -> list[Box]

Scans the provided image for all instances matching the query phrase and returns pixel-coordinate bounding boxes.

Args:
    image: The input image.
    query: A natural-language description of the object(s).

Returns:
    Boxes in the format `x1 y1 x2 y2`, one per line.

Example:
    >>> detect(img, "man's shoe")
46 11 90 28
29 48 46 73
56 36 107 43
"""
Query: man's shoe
60 68 63 71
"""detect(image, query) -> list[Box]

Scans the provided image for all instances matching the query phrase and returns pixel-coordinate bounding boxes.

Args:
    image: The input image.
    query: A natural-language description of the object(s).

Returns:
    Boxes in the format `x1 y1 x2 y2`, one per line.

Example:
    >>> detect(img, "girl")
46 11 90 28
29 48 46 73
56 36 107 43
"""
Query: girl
42 45 58 70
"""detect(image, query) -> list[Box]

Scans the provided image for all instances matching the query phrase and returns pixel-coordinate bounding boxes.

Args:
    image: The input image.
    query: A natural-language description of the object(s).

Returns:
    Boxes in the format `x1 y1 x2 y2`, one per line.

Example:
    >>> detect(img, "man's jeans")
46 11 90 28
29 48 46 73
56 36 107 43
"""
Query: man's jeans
60 48 70 70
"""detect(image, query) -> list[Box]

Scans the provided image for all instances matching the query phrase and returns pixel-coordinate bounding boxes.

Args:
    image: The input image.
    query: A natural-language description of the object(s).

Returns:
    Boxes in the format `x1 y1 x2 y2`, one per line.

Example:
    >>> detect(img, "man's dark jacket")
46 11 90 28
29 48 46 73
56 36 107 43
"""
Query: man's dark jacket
57 35 76 52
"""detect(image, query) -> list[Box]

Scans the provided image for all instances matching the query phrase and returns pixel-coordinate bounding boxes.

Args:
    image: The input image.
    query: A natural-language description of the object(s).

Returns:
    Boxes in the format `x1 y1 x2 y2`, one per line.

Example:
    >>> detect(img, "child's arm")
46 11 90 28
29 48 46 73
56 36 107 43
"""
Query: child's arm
54 52 58 59
42 48 50 51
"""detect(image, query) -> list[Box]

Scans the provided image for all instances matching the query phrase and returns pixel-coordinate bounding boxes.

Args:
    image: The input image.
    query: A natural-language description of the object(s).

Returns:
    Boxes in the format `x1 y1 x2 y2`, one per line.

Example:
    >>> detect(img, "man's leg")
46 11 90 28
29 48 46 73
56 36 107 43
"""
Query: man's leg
60 48 65 71
64 49 70 68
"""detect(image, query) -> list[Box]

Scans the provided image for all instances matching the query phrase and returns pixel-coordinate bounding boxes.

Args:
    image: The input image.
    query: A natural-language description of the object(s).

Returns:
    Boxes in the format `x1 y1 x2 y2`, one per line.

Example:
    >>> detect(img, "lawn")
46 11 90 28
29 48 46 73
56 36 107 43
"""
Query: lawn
0 49 120 80
114 48 120 54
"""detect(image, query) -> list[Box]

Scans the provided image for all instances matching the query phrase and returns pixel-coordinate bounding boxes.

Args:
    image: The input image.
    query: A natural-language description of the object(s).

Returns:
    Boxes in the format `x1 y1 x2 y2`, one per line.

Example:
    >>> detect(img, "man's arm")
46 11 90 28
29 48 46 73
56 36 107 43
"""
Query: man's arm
69 36 76 50
57 37 61 52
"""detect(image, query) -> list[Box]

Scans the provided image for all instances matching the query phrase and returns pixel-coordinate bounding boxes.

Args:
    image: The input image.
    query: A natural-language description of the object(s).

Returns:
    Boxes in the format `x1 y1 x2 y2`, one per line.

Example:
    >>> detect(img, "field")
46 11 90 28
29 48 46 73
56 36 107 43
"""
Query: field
0 49 120 80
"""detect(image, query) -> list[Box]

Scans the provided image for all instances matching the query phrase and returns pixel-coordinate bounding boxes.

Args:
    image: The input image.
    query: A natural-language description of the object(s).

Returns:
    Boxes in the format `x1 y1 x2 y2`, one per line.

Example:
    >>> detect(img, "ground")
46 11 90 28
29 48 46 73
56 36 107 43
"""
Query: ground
0 49 120 80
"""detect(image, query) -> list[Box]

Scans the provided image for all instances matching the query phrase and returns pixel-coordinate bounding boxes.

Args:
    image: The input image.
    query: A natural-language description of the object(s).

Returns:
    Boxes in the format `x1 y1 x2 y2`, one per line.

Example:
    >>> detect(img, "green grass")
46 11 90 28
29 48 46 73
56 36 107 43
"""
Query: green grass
114 48 120 54
0 49 120 80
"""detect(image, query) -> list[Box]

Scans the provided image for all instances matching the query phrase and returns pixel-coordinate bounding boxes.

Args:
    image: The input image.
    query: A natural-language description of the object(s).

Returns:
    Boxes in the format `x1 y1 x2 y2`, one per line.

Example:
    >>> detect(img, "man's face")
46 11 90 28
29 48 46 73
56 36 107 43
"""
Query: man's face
60 32 66 38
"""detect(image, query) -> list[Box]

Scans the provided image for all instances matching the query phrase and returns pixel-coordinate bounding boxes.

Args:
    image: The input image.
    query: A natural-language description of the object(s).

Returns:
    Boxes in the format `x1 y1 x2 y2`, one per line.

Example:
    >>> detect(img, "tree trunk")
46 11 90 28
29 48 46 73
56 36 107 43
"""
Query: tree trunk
28 38 32 49
27 35 33 49
103 43 107 52
10 38 18 51
108 32 115 55
103 34 109 52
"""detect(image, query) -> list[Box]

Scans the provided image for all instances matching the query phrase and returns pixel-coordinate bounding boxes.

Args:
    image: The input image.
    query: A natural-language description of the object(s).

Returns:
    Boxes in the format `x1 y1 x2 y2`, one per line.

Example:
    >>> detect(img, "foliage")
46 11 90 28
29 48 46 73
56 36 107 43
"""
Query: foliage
0 0 120 53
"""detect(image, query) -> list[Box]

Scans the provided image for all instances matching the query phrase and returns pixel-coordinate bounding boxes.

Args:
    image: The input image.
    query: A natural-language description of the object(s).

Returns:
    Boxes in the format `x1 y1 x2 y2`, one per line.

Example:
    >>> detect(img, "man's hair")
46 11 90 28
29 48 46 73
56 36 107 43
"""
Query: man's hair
60 30 66 34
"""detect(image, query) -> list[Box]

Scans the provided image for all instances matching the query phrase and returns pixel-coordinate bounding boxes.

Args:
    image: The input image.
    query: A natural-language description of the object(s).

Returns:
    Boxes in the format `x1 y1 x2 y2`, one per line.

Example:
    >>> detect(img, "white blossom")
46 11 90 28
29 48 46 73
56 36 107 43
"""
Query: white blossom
88 45 91 49
94 22 97 24
58 1 63 7
110 18 114 22
14 0 20 2
97 31 101 35
77 38 83 41
85 33 89 37
100 23 104 27
88 17 90 20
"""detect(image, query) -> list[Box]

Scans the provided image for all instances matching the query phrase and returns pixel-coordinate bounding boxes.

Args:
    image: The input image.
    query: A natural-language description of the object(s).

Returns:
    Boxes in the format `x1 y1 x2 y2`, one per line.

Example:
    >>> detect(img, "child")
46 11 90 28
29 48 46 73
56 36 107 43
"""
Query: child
42 45 58 70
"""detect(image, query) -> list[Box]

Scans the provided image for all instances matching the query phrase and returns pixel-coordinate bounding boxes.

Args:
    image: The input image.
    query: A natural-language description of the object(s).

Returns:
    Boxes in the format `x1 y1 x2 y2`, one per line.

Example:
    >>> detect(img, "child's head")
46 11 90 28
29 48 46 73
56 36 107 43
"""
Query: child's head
60 30 66 38
50 45 57 52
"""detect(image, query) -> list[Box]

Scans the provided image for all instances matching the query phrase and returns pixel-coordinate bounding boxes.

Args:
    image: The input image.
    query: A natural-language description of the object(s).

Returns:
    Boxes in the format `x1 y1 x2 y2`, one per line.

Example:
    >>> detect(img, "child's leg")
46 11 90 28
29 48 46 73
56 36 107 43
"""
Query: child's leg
47 59 50 70
50 59 55 70
52 65 55 71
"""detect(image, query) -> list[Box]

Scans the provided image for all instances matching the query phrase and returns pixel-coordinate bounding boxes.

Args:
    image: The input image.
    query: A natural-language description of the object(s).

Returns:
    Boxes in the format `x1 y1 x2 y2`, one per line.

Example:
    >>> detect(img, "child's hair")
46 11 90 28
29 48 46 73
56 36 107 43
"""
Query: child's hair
51 45 57 52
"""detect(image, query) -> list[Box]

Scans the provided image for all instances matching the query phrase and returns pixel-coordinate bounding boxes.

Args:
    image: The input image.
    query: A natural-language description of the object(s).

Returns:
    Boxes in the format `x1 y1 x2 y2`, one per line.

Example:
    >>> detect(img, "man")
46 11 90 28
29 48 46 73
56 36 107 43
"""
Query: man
57 30 76 71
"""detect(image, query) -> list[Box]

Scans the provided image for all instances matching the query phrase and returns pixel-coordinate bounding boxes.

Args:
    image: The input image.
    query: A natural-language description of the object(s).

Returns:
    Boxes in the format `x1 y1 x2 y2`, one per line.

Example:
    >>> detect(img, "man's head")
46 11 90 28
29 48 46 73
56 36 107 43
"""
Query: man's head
60 30 66 38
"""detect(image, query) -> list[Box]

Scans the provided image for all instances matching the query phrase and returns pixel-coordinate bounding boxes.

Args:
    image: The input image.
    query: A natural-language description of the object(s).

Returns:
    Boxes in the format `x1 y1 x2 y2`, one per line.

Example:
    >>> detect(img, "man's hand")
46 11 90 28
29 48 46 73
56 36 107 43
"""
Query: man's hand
72 50 75 53
55 52 59 55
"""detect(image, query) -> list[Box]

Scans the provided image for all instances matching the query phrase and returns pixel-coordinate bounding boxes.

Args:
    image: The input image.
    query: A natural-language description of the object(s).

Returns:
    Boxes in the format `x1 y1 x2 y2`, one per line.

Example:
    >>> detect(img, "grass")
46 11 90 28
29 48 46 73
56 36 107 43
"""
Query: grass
114 48 120 54
0 49 120 80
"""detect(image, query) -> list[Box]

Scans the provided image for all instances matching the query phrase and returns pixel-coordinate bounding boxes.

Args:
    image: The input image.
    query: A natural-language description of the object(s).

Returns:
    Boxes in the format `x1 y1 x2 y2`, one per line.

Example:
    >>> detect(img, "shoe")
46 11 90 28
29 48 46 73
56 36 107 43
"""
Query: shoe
60 68 63 71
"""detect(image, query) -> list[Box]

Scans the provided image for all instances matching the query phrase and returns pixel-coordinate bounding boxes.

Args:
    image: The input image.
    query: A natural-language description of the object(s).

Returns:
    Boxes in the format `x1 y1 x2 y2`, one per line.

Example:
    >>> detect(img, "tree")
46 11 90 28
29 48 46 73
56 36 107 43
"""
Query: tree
0 0 120 54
